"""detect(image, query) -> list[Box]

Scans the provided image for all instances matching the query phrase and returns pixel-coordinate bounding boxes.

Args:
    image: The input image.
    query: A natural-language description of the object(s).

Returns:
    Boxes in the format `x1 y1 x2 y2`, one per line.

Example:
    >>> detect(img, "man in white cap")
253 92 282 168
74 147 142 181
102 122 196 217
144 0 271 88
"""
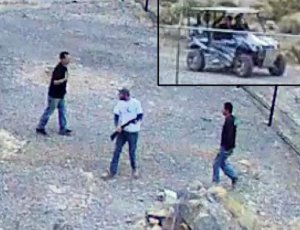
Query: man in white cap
102 88 143 180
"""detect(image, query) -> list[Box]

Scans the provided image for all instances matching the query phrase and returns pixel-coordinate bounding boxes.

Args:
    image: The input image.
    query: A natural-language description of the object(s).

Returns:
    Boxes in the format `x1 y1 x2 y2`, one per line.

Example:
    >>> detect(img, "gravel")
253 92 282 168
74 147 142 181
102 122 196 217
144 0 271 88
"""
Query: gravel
1 1 300 229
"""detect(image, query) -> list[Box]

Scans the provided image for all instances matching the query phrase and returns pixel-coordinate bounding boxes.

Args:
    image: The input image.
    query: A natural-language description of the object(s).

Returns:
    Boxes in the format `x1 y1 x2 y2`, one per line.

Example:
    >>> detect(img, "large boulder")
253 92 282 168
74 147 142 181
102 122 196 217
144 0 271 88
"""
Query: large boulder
191 213 222 230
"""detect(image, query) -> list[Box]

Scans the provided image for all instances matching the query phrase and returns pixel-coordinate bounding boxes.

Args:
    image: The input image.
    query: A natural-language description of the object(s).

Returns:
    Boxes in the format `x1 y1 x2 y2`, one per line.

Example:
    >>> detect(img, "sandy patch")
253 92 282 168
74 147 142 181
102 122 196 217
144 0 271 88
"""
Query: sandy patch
17 62 134 96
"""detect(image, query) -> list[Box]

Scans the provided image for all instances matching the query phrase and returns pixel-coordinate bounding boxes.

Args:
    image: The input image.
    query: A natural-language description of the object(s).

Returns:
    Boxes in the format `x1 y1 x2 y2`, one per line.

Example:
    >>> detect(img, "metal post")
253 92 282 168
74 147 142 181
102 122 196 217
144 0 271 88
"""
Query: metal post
268 86 278 127
144 0 149 12
175 26 181 85
175 0 184 85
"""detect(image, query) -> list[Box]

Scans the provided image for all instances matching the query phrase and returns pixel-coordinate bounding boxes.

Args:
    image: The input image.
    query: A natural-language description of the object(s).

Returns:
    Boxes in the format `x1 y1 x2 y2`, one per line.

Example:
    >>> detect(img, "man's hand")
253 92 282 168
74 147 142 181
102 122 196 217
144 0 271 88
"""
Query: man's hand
116 127 122 133
53 77 67 85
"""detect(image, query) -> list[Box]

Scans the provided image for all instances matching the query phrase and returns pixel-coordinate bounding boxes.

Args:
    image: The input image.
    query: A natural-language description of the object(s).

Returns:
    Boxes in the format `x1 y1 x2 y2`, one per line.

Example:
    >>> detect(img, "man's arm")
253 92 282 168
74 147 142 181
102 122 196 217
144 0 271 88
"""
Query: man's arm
136 100 143 122
136 113 143 121
113 102 121 129
53 78 67 85
52 68 68 85
114 114 119 127
223 120 235 150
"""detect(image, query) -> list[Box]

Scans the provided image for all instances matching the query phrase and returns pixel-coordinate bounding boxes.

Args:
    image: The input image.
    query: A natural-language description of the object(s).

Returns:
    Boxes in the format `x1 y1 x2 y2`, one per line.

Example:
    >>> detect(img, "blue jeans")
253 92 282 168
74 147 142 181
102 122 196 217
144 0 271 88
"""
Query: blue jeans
110 131 139 176
212 147 237 183
37 96 67 131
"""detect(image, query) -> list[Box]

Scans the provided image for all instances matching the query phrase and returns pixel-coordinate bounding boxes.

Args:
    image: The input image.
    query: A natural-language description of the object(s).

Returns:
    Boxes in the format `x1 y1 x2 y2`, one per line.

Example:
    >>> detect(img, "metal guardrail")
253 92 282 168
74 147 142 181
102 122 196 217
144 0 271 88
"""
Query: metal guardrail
160 24 300 39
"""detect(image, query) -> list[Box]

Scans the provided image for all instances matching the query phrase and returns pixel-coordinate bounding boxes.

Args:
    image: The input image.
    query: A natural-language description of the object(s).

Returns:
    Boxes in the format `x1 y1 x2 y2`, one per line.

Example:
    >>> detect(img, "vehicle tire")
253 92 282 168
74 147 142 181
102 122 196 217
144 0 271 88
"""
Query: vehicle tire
233 54 253 78
187 50 205 72
268 54 286 76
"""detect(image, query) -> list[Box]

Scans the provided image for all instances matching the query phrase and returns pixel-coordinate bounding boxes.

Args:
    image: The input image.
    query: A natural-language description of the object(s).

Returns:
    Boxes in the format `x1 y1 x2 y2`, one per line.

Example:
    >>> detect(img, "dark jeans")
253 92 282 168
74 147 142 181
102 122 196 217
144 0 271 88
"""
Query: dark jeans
37 96 67 131
212 146 237 183
110 131 139 176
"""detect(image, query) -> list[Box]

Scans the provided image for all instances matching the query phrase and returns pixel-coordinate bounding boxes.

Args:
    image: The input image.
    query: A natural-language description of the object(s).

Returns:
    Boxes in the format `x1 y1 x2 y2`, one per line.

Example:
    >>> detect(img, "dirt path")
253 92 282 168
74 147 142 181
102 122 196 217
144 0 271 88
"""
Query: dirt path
1 1 300 229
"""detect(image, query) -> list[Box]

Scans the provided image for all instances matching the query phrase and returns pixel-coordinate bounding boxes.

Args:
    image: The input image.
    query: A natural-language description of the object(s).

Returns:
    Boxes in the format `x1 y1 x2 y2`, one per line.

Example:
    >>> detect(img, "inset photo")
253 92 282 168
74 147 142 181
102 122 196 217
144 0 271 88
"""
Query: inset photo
159 0 300 85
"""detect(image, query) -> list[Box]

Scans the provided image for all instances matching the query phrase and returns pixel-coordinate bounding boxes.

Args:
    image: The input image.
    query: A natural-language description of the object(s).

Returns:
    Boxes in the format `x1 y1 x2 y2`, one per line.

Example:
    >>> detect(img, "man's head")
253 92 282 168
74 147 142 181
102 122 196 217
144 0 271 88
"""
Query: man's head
235 13 244 23
59 51 70 66
223 15 233 26
118 88 130 101
222 102 233 117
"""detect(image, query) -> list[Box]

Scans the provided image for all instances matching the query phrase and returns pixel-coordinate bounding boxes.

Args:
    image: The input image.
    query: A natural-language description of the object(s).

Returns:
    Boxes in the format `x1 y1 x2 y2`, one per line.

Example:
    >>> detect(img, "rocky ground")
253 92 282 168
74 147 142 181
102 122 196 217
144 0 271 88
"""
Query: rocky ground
1 0 300 230
245 86 300 154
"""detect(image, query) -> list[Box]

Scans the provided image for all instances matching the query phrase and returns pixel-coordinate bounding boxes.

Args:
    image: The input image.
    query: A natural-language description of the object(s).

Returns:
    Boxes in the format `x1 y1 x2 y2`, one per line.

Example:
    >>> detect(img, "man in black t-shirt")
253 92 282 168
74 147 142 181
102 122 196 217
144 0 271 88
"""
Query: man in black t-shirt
212 102 238 189
232 14 249 31
36 51 72 136
214 16 233 40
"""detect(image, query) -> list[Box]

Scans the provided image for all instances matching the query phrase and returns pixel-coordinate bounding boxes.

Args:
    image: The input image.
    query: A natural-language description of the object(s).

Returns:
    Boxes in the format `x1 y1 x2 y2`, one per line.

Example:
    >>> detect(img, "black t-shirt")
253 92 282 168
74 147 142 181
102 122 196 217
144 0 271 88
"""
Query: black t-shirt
48 63 68 99
221 115 237 150
214 23 233 40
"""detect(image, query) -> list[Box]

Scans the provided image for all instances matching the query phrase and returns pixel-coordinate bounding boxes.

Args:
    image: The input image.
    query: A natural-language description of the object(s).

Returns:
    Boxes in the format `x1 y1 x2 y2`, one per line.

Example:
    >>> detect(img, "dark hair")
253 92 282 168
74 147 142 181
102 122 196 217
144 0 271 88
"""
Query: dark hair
235 13 243 20
226 16 233 21
224 102 233 114
59 51 69 59
119 88 130 97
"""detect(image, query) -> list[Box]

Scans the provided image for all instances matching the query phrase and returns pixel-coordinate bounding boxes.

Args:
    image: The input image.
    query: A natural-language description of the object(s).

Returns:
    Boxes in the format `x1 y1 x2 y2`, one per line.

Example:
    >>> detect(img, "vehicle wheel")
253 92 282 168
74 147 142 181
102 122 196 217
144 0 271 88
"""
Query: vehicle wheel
269 54 286 76
233 54 253 78
187 50 205 72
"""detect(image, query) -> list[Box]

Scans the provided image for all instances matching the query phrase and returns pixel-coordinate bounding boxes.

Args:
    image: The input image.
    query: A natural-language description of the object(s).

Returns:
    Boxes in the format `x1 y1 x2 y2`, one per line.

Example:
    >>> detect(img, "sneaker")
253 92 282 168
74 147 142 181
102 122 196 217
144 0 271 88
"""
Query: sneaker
132 169 139 179
65 129 72 133
101 170 115 180
59 129 72 136
36 128 48 136
231 177 238 190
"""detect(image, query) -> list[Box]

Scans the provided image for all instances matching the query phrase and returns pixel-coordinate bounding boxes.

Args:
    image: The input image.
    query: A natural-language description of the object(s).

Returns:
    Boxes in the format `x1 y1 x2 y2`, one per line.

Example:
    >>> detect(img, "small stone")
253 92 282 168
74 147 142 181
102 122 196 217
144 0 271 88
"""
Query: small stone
147 209 168 218
163 189 178 204
239 159 251 168
151 225 162 230
49 185 67 194
149 101 155 106
148 217 159 225
3 183 8 192
57 203 67 211
188 181 204 191
253 172 260 180
207 186 227 200
179 223 190 230
191 213 222 230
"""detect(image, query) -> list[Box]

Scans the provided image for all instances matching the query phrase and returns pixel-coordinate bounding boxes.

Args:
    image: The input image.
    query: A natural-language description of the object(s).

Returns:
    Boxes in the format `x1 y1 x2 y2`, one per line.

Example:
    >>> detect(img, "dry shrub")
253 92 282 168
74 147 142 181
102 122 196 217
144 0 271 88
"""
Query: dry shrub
218 0 238 7
279 13 300 35
291 45 300 64
267 0 300 21
159 0 201 25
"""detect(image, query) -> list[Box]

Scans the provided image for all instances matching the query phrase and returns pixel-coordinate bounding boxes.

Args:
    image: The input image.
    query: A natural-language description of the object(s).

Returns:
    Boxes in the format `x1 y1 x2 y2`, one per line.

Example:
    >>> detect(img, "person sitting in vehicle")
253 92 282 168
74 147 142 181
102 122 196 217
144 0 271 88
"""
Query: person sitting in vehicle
212 13 226 28
232 13 249 31
214 15 233 40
